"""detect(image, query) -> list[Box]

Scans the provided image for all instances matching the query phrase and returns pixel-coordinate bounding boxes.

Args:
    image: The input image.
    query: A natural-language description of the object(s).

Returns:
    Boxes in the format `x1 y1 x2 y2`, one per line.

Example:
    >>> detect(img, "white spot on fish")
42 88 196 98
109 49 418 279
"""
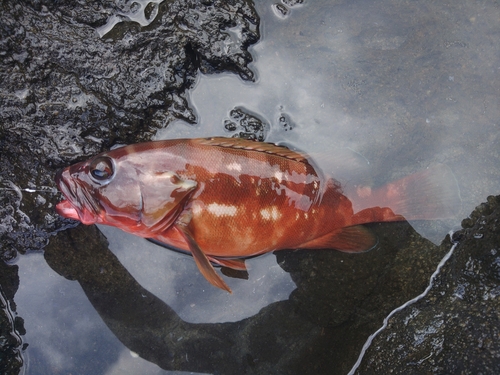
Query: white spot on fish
227 162 242 172
271 206 280 220
207 203 237 217
274 171 284 181
191 202 203 216
260 206 281 221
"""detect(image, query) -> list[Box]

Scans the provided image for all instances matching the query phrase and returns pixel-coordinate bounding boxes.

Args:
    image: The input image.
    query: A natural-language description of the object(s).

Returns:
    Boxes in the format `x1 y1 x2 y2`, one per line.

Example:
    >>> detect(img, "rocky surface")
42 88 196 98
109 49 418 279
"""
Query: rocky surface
0 262 24 375
37 195 500 375
354 195 500 374
1 1 259 373
1 1 499 374
0 0 259 258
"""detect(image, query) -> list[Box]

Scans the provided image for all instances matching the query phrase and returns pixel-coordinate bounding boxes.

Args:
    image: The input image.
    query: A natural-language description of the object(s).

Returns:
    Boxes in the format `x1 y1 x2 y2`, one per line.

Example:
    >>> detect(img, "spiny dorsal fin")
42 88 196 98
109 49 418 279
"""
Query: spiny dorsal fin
194 137 310 164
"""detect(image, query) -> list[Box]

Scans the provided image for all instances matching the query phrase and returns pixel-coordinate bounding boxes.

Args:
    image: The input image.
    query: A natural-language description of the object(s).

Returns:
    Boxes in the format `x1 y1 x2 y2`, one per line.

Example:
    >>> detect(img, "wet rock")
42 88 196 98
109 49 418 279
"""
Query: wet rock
278 112 295 132
282 0 304 5
354 195 500 374
42 216 451 375
271 220 451 374
0 0 260 257
0 262 25 375
272 3 289 18
272 0 304 19
224 107 268 141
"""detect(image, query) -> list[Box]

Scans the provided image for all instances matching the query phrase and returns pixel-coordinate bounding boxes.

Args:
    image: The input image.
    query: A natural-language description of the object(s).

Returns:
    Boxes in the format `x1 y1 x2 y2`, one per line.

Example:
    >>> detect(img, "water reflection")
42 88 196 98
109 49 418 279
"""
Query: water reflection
34 219 445 375
98 225 297 324
7 0 500 373
159 0 499 230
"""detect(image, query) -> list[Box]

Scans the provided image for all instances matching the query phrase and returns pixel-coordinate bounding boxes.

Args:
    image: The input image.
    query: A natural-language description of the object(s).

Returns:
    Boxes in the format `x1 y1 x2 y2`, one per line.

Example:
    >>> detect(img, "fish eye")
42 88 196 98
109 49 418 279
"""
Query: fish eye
89 157 114 183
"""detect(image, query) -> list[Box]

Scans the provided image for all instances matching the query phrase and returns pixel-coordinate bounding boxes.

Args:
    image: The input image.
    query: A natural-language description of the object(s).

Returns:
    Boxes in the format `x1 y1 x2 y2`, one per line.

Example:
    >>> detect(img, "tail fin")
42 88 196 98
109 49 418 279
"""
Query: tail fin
298 225 378 253
350 164 462 222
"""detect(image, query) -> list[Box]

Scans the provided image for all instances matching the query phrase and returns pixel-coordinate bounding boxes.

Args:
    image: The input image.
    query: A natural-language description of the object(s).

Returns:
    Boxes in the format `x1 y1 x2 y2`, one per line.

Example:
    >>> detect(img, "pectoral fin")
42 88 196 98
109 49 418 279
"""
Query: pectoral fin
175 223 232 293
140 172 197 228
298 225 378 253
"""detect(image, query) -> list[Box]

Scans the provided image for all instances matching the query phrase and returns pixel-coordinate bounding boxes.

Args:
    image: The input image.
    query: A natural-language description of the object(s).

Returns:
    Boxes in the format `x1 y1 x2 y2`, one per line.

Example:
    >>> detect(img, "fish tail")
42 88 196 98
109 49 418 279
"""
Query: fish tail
351 164 462 223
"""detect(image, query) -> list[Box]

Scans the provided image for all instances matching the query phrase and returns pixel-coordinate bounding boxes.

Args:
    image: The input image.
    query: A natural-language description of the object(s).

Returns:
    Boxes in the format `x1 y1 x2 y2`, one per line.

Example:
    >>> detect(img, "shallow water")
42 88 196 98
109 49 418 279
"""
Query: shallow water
12 0 500 374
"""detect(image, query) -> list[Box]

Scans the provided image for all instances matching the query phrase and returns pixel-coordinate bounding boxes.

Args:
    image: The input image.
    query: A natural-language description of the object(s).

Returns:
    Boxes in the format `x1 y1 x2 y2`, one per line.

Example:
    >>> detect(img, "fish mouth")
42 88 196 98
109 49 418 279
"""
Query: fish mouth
55 168 100 225
55 199 81 221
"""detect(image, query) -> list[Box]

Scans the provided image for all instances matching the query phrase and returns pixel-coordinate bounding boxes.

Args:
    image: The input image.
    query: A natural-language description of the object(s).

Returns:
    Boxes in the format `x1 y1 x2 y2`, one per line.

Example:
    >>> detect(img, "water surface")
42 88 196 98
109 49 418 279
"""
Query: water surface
13 0 500 374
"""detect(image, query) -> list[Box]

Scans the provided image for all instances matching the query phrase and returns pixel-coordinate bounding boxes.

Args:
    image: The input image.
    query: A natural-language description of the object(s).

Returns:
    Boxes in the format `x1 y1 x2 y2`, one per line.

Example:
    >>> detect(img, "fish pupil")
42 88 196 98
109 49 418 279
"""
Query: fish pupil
91 168 109 179
89 157 113 181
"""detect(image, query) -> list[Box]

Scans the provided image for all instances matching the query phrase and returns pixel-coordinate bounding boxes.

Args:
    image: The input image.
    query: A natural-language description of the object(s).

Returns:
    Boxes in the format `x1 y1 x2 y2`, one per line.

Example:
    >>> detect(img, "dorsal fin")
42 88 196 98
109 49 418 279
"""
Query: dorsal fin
194 137 310 164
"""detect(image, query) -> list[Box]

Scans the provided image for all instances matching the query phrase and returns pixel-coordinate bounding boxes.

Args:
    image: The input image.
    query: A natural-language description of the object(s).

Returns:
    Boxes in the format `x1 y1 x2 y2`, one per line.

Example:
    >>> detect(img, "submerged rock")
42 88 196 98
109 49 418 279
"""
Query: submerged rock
34 192 500 375
0 0 259 258
224 107 269 141
354 195 500 374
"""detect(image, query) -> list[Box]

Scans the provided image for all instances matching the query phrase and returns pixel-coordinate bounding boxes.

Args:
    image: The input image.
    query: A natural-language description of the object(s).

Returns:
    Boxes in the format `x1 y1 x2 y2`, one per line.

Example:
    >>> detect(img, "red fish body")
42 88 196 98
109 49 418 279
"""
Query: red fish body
55 137 460 292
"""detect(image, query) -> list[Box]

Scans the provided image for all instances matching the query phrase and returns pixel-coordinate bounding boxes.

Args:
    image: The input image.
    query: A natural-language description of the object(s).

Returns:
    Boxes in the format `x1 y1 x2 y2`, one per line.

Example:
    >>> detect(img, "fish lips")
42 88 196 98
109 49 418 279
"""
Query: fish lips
55 168 100 225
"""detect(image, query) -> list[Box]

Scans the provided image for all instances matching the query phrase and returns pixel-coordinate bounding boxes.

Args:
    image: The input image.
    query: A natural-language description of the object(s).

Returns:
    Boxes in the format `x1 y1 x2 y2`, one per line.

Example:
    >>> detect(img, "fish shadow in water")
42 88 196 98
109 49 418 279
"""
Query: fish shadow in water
44 221 449 375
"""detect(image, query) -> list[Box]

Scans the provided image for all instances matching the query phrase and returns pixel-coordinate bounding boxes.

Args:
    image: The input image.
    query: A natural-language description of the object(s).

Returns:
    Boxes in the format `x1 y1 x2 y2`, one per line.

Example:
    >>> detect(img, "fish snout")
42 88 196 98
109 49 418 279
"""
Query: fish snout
54 167 99 224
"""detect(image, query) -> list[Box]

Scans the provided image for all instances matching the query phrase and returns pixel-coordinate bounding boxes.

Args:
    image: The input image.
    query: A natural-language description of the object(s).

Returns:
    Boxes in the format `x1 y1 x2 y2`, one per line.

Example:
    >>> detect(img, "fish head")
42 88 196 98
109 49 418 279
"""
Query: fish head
55 149 197 233
55 154 143 226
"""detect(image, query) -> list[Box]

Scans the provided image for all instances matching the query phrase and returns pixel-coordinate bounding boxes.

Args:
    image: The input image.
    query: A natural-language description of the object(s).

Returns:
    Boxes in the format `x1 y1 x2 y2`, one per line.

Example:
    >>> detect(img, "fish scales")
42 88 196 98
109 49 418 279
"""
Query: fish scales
157 140 338 256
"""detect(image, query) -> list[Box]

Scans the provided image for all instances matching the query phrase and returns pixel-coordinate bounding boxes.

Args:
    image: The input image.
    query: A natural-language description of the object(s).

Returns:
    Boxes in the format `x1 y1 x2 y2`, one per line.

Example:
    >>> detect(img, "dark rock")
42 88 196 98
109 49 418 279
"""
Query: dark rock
278 112 295 132
282 0 304 5
354 195 500 374
224 107 268 141
0 262 25 375
0 0 259 258
272 0 303 19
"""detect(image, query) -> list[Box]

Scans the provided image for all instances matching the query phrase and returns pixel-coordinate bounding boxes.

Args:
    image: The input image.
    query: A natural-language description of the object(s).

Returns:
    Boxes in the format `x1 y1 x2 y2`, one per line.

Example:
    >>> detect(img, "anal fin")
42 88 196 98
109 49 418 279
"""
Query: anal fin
207 256 247 271
298 225 378 253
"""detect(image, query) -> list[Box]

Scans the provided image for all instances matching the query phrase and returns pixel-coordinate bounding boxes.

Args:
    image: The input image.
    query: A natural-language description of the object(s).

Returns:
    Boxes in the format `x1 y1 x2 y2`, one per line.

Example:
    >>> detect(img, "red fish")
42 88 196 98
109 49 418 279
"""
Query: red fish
55 137 460 292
